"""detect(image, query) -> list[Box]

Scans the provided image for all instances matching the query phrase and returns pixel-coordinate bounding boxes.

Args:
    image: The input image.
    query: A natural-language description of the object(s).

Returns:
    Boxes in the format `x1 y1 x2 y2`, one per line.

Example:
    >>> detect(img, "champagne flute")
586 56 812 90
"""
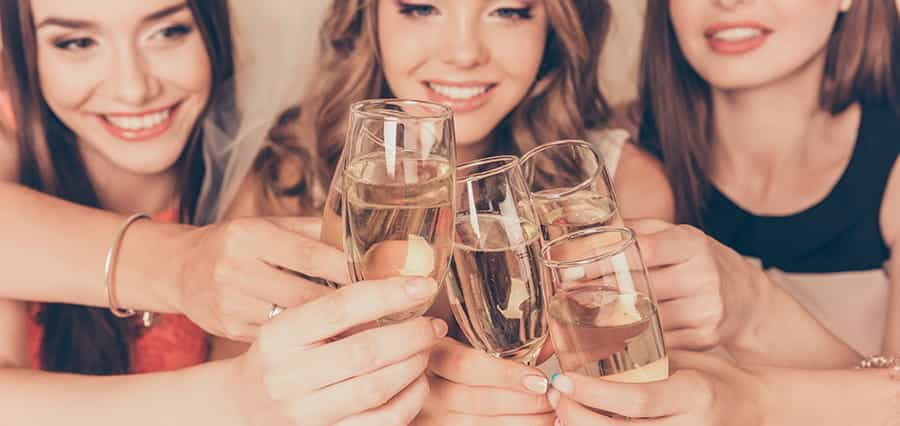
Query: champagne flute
448 156 548 366
541 226 668 384
520 139 622 242
341 99 456 322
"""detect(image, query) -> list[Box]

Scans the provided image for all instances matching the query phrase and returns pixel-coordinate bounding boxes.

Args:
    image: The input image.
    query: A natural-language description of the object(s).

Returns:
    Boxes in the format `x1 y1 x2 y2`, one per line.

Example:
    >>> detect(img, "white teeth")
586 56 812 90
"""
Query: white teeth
105 109 170 131
427 83 490 100
713 27 763 41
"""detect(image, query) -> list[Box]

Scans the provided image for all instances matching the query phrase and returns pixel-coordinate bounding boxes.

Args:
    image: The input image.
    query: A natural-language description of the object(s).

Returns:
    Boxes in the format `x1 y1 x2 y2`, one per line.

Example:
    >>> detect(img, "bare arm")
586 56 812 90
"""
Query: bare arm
0 299 239 426
880 159 900 355
614 142 676 222
0 182 186 313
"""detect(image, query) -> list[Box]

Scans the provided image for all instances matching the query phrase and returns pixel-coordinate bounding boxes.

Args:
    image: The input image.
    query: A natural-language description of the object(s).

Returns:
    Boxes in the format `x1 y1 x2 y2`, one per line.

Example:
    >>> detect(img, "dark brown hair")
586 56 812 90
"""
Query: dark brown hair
1 0 235 374
638 0 900 225
256 0 612 213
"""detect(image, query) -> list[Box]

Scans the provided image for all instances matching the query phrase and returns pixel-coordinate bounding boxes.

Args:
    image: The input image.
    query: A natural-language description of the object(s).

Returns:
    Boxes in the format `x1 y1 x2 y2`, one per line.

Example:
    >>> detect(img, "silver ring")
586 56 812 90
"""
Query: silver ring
268 304 285 320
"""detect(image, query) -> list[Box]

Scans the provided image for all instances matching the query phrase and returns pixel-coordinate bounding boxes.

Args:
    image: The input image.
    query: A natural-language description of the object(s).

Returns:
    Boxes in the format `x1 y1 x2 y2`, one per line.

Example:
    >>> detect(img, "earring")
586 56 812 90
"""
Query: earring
840 0 853 12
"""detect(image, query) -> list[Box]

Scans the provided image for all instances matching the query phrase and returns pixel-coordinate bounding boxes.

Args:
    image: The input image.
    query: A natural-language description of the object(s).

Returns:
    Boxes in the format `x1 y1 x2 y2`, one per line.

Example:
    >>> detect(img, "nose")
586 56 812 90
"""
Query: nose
108 48 161 106
439 16 488 69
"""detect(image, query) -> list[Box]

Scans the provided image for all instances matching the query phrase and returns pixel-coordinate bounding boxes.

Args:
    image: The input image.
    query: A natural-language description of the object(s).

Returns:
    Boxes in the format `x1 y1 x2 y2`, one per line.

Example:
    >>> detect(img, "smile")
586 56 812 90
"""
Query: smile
98 103 181 142
423 81 497 114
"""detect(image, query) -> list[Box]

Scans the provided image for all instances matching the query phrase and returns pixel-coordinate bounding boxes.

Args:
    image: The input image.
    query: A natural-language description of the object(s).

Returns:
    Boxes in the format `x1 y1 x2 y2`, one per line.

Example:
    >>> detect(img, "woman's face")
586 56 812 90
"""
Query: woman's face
669 0 848 91
32 0 212 176
377 0 548 156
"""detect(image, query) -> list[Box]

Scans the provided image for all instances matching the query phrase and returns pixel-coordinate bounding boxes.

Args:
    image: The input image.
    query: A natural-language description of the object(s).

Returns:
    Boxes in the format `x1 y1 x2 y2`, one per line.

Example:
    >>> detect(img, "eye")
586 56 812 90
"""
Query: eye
54 37 96 51
154 24 193 40
492 7 533 20
398 2 439 18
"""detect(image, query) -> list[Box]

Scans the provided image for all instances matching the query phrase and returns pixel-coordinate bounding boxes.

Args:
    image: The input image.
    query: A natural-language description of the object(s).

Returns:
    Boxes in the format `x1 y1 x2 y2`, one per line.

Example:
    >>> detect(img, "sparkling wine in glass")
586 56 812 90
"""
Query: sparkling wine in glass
341 99 456 323
520 139 623 242
542 227 668 383
448 156 548 366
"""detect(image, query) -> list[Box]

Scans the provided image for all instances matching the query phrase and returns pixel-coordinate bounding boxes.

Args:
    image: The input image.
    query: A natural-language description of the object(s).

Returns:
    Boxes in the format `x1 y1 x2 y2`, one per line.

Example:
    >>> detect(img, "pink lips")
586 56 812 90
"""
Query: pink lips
704 21 772 55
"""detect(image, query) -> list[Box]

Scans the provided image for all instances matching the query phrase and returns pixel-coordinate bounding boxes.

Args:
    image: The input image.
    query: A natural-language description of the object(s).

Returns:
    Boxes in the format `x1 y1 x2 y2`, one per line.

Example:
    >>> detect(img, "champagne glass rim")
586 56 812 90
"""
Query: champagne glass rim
350 98 452 121
541 226 637 268
520 139 607 200
456 155 521 183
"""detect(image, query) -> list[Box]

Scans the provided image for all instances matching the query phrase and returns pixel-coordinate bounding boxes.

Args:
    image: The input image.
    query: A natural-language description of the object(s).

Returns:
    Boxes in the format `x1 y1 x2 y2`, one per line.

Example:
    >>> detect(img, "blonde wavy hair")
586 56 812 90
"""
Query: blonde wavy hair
256 0 612 213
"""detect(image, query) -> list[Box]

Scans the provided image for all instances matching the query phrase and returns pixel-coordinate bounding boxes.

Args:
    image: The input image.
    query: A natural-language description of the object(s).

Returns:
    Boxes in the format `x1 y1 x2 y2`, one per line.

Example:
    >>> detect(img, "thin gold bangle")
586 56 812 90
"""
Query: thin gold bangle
104 213 152 318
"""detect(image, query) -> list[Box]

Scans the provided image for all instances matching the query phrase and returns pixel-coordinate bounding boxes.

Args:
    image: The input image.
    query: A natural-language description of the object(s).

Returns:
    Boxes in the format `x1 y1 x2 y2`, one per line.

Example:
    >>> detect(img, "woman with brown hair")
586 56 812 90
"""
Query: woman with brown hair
0 0 446 424
545 0 900 423
228 1 674 425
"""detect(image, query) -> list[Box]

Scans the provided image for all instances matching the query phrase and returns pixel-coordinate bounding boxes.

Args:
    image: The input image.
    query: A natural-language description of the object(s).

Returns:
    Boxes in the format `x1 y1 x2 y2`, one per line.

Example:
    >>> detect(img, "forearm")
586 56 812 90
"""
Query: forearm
0 361 240 426
726 269 860 368
756 367 899 426
0 183 188 312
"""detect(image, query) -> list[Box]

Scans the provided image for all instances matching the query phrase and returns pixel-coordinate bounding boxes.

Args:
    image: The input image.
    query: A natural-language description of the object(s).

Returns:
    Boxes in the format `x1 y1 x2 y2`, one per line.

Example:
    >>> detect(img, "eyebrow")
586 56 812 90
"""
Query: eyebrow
36 3 189 30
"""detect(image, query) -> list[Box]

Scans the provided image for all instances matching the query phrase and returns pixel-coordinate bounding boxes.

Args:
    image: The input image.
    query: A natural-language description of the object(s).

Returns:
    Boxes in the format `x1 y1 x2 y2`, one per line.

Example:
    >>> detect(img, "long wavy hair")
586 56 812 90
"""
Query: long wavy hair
256 0 612 212
1 0 235 374
637 0 900 225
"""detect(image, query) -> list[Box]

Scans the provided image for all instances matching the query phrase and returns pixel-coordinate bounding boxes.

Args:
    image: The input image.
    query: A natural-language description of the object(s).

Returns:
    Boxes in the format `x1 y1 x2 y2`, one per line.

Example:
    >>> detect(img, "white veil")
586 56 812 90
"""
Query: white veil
195 0 330 225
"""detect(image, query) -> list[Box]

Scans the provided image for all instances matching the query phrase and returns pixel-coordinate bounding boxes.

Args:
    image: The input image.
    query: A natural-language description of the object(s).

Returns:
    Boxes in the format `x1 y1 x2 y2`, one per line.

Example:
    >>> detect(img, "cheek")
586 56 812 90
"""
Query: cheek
161 39 214 97
37 53 101 110
490 29 546 93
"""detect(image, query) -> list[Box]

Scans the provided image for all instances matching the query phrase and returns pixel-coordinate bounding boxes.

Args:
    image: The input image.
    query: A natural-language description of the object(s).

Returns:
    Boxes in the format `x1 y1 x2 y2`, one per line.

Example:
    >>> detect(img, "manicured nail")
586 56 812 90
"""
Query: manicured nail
405 278 437 299
551 373 573 394
547 389 560 409
523 375 549 394
554 417 565 426
431 319 448 337
560 266 585 282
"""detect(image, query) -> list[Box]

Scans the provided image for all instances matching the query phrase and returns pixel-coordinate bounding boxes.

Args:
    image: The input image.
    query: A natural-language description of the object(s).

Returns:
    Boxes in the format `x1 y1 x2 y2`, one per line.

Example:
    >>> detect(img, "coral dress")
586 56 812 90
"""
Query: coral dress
27 208 209 372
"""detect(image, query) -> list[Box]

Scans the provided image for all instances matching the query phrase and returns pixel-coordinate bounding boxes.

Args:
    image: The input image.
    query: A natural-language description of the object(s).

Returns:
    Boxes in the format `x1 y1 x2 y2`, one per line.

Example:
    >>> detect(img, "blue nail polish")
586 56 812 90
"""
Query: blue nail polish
550 373 561 383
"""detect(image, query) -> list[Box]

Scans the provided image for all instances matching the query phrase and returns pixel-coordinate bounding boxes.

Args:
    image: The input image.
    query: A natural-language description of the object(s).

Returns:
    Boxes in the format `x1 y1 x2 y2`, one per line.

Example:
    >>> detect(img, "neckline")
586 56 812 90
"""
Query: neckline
709 105 868 221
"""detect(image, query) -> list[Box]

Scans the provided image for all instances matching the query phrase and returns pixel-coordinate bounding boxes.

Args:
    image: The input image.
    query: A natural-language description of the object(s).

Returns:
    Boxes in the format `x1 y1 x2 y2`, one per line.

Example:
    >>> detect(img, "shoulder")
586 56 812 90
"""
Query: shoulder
0 129 18 182
613 140 675 222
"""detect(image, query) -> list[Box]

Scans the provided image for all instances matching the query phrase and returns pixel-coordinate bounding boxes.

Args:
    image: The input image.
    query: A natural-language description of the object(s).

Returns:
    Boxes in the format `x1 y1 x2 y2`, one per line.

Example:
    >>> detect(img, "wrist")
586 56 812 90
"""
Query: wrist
721 266 771 357
117 219 194 314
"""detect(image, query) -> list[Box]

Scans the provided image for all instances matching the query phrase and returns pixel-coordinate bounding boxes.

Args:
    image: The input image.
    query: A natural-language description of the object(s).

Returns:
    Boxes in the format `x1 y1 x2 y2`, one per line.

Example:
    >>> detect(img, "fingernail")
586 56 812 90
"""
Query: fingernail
431 319 448 337
554 417 565 426
405 278 437 299
551 373 573 395
547 389 560 409
560 266 585 282
522 374 549 394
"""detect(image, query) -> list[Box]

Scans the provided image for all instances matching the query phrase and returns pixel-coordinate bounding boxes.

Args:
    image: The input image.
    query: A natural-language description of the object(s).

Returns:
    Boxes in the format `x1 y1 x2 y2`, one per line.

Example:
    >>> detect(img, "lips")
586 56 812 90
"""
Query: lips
423 81 497 114
704 22 772 55
98 103 180 142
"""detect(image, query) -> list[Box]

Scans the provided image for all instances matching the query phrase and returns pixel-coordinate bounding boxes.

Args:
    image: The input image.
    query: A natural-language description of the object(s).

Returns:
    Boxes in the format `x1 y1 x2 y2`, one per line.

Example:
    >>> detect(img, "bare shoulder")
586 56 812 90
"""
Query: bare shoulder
880 156 900 251
0 130 18 181
613 142 675 222
0 299 28 368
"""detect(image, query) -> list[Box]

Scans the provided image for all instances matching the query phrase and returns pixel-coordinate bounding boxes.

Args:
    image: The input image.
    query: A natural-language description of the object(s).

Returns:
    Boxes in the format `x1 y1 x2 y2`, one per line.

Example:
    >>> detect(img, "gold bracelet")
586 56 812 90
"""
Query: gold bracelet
104 213 152 319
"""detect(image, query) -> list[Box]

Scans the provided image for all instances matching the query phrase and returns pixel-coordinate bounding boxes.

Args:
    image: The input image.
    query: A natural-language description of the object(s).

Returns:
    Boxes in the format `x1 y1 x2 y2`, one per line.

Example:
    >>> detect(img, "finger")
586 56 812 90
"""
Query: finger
244 261 333 309
334 374 430 426
266 276 440 346
257 220 350 285
634 225 707 269
264 216 323 240
625 218 675 235
268 317 446 393
429 338 549 395
290 352 429 425
657 296 720 331
663 328 719 352
554 395 628 426
645 263 704 302
550 372 696 419
429 374 552 416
